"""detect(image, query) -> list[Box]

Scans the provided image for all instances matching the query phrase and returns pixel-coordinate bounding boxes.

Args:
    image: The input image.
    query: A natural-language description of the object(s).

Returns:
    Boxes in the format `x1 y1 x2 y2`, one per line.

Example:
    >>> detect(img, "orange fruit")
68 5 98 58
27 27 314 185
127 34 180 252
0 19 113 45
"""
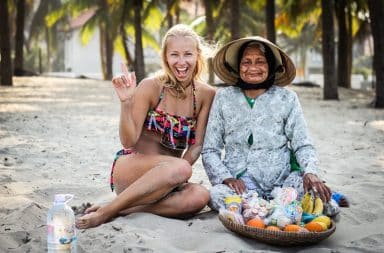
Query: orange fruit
304 221 327 232
246 218 265 229
283 224 302 232
266 225 281 231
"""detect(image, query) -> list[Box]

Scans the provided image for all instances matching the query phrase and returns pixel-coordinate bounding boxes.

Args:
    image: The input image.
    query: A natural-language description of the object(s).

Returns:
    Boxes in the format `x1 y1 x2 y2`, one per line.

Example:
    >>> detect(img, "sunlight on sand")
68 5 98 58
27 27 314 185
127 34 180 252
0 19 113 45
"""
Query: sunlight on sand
0 104 42 113
369 120 384 131
346 120 384 132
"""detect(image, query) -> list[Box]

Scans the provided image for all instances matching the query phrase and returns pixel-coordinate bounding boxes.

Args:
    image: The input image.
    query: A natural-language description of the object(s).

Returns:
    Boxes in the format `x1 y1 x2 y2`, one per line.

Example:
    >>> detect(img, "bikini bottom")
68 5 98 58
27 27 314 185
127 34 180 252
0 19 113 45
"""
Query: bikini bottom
110 148 137 192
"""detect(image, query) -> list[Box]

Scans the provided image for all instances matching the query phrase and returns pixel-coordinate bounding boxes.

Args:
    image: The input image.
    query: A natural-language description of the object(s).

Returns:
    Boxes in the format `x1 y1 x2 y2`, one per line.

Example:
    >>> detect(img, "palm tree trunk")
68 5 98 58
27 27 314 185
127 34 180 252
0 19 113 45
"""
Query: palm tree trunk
0 0 13 86
166 0 174 29
321 0 338 99
100 24 107 79
204 0 215 84
336 0 352 88
175 5 180 24
368 0 384 108
230 0 240 40
14 0 26 76
120 0 133 68
347 7 352 87
134 0 145 82
45 26 51 72
265 0 276 44
105 30 113 80
99 24 113 80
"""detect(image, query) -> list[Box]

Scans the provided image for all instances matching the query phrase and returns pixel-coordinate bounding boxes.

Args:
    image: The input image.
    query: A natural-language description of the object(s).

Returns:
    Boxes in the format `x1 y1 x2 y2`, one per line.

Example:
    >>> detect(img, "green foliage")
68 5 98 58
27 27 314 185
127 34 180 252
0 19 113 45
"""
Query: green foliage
114 35 126 59
45 6 67 28
79 16 97 45
142 29 161 52
143 4 163 32
353 67 371 80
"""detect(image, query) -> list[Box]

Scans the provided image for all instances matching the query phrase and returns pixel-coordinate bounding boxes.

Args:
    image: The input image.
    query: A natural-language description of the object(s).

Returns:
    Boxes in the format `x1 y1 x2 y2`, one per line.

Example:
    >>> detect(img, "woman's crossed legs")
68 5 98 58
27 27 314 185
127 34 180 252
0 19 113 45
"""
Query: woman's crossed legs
76 153 210 229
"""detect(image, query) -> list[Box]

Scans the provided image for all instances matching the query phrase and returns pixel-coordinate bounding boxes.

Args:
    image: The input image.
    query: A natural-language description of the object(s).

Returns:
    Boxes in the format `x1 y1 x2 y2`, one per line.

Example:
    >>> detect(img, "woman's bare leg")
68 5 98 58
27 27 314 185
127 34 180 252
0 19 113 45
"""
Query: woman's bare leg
80 184 209 219
118 183 210 218
76 154 204 229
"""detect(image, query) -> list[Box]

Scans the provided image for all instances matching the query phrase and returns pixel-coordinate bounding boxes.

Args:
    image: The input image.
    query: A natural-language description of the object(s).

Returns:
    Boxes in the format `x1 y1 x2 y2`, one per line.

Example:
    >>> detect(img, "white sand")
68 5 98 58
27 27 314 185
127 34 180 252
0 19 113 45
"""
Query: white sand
1 77 383 253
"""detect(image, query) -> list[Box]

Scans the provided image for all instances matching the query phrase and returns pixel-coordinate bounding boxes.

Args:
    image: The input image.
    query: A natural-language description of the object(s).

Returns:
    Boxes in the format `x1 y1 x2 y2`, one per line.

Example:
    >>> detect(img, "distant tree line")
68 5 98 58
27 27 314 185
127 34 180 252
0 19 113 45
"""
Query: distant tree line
0 0 383 107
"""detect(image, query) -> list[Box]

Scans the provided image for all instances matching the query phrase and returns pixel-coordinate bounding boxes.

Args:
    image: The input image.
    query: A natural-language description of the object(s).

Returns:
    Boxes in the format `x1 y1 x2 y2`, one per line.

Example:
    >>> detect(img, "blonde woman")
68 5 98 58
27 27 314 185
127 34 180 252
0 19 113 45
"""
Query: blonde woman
76 24 215 229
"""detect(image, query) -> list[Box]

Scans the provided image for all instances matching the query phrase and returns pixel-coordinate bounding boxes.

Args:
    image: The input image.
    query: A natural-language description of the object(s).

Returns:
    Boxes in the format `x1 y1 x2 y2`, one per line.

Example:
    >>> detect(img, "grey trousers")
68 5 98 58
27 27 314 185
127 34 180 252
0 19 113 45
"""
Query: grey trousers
209 171 304 211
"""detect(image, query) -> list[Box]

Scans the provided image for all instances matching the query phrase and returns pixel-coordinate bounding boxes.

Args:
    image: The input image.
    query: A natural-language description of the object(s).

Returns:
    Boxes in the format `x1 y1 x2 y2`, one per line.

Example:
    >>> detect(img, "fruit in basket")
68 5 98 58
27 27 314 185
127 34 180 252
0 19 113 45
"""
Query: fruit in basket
266 225 281 231
312 215 331 228
301 193 314 213
283 224 302 232
312 197 324 215
246 218 265 229
304 221 327 232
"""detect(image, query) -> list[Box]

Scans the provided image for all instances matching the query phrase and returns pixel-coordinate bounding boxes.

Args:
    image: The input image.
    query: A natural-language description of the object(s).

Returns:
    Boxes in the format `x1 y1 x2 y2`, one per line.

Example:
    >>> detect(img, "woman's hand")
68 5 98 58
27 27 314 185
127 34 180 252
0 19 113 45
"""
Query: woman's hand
223 178 246 195
303 173 331 202
112 63 137 103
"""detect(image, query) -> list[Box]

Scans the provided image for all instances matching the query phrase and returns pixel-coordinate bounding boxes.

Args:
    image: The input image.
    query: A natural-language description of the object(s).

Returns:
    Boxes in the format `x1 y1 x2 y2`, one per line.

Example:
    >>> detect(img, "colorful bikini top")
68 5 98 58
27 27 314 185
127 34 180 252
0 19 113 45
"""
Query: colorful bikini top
143 82 197 150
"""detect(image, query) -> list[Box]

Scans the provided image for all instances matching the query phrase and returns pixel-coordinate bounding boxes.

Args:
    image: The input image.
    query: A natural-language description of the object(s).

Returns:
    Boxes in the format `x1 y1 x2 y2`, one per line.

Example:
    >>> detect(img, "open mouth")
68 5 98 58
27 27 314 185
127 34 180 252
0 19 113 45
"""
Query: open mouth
175 67 188 78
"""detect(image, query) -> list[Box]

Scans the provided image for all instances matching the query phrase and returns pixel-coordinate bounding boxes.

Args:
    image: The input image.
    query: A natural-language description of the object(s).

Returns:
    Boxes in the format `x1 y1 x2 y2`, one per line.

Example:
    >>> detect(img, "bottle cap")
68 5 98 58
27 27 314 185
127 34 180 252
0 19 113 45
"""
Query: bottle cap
54 194 74 204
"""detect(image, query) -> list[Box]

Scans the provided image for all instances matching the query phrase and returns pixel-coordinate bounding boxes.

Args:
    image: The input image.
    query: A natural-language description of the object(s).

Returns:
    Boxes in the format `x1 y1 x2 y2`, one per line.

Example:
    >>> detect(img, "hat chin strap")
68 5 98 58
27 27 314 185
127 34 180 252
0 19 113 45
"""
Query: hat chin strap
224 61 237 74
235 74 275 90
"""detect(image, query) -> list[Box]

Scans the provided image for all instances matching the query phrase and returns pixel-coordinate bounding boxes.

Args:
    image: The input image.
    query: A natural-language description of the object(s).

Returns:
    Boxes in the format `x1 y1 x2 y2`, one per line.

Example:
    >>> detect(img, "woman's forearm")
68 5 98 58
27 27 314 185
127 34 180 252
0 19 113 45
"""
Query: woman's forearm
119 99 138 148
182 144 203 165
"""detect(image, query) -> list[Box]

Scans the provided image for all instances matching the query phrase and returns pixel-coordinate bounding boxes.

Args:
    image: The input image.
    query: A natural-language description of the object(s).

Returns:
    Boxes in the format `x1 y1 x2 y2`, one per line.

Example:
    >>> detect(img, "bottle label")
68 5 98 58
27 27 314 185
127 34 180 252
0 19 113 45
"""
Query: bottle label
47 224 77 249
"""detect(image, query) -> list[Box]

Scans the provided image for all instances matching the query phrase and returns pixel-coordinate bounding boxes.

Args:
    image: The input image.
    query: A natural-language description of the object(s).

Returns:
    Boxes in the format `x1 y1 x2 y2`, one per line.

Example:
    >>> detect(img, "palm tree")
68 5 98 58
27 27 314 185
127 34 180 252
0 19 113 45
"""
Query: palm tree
203 0 215 84
321 0 338 100
0 0 13 86
120 0 133 68
335 0 352 88
46 0 122 80
275 1 321 81
368 0 384 108
335 0 369 89
230 0 240 40
265 0 276 43
29 0 62 73
133 0 145 82
14 0 26 75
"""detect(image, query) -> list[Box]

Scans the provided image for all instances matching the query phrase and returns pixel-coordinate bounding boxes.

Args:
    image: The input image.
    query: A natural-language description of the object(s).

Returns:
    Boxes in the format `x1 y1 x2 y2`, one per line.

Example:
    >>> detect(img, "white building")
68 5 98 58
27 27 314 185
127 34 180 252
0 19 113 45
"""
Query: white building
60 9 160 79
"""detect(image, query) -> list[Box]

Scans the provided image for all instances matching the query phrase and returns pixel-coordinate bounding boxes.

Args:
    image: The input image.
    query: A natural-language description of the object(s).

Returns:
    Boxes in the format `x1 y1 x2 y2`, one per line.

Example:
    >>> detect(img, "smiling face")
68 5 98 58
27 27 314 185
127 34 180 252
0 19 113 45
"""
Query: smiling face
239 46 269 84
165 36 198 86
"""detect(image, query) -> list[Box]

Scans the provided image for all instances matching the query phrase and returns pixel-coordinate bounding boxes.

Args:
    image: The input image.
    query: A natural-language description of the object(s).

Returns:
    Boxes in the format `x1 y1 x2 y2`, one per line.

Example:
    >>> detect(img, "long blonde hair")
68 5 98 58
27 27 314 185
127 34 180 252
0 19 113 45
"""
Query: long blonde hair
157 24 208 98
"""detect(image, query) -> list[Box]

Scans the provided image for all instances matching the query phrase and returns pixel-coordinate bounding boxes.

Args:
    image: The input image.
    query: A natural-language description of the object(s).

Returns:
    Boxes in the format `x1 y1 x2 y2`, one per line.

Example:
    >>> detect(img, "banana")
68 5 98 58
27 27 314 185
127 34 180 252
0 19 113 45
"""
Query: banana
301 192 314 213
312 215 331 228
312 196 324 216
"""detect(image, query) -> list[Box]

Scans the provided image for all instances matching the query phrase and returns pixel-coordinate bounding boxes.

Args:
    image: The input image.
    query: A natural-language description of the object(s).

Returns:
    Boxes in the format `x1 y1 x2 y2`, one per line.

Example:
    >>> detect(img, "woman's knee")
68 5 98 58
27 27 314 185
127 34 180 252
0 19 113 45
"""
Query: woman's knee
181 185 210 212
166 159 192 185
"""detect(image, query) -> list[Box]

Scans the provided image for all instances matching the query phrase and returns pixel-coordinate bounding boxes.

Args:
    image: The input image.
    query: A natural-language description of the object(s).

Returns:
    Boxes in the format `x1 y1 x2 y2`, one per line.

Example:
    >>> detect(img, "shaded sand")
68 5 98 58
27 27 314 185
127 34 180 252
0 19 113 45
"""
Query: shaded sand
1 77 384 253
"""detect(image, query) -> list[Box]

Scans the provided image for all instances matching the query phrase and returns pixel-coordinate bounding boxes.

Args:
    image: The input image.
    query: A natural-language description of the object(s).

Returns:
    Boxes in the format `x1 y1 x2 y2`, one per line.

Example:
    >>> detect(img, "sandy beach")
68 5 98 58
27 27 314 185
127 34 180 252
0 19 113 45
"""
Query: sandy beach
1 76 384 253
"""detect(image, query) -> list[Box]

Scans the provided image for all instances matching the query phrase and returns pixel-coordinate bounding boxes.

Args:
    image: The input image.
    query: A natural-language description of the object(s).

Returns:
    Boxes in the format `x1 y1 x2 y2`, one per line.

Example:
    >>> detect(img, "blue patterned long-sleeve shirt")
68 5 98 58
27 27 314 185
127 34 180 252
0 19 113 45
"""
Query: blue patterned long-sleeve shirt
202 85 319 192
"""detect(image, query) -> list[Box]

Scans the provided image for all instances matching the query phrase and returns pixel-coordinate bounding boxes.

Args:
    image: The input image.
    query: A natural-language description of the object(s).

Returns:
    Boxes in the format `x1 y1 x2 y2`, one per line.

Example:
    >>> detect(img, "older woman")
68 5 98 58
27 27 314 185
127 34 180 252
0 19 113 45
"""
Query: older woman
202 36 332 211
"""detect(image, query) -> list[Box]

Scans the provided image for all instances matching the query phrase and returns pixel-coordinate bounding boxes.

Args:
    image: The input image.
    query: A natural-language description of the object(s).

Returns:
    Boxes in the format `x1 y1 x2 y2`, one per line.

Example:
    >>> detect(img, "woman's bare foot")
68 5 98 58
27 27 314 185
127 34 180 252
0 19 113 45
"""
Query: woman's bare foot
75 206 113 229
84 205 101 214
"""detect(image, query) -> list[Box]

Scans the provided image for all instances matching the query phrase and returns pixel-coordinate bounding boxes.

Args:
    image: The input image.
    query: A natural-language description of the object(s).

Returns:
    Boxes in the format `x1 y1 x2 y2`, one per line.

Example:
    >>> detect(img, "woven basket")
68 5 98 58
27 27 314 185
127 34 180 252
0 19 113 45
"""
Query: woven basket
219 214 336 246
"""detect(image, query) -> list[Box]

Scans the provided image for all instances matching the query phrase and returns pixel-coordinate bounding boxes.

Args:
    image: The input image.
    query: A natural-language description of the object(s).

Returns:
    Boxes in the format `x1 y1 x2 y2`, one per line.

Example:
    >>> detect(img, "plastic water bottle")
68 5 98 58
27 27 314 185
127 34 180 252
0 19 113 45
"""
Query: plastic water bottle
47 194 77 253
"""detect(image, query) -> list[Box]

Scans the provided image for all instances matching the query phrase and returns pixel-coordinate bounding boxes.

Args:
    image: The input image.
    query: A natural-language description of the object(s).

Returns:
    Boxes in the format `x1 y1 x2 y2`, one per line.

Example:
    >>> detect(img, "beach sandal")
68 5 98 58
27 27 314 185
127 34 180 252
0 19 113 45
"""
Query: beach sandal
331 192 350 207
323 199 340 217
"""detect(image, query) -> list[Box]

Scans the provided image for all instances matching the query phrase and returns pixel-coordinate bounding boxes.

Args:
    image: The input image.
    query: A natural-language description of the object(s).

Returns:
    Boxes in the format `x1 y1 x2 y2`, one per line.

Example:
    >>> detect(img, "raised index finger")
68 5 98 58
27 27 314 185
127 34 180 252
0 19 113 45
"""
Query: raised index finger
120 62 130 78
